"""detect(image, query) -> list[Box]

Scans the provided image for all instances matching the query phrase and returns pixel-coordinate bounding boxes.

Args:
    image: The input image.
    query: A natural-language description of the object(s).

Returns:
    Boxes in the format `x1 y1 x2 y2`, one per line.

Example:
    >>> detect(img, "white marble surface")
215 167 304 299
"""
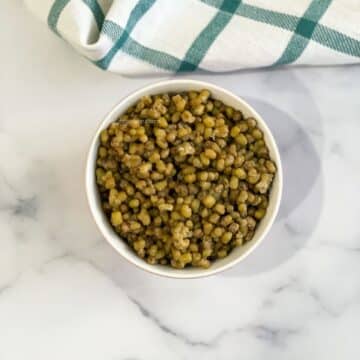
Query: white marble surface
1 1 360 359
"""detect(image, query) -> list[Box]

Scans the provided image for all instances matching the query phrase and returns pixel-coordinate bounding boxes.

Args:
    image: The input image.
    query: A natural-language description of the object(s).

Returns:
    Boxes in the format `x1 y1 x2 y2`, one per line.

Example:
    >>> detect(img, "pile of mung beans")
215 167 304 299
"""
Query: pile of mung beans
96 90 276 269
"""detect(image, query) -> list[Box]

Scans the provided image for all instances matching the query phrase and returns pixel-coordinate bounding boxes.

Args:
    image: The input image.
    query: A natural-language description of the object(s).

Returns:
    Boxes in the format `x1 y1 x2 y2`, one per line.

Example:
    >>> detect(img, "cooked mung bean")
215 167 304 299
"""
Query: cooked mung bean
96 90 276 269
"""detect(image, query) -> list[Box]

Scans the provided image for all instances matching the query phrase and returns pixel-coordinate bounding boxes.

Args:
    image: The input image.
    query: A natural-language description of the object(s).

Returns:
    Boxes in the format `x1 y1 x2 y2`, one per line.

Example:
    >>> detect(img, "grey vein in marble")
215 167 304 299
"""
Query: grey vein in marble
1 2 360 357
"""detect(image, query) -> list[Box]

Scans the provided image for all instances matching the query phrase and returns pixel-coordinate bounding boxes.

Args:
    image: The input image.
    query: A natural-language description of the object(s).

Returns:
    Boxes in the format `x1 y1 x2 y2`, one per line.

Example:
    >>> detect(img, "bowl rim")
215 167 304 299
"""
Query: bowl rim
85 79 283 279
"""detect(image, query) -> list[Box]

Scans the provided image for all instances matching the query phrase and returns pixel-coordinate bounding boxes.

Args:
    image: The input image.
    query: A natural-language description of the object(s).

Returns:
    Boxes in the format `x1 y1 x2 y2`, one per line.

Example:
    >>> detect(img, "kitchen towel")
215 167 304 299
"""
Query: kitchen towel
25 0 360 75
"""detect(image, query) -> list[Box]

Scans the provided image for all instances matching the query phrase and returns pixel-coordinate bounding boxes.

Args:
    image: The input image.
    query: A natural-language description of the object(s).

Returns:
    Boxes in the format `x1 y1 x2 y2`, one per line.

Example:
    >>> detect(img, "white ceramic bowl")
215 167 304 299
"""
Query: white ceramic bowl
86 79 282 278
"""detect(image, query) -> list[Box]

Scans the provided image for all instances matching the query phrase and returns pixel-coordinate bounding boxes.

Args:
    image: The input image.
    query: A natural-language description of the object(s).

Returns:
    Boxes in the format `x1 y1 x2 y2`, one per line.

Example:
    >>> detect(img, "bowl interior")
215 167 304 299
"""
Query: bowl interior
86 80 282 278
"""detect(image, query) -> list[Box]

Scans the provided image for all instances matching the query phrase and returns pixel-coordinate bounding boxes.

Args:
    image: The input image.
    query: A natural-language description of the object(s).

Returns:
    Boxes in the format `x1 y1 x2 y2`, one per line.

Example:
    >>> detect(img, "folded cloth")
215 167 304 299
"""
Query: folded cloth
25 0 360 75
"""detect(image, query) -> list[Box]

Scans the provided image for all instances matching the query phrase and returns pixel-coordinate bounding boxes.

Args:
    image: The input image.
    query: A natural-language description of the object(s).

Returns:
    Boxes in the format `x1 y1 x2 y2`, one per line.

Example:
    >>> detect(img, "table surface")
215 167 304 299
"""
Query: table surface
2 1 360 359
